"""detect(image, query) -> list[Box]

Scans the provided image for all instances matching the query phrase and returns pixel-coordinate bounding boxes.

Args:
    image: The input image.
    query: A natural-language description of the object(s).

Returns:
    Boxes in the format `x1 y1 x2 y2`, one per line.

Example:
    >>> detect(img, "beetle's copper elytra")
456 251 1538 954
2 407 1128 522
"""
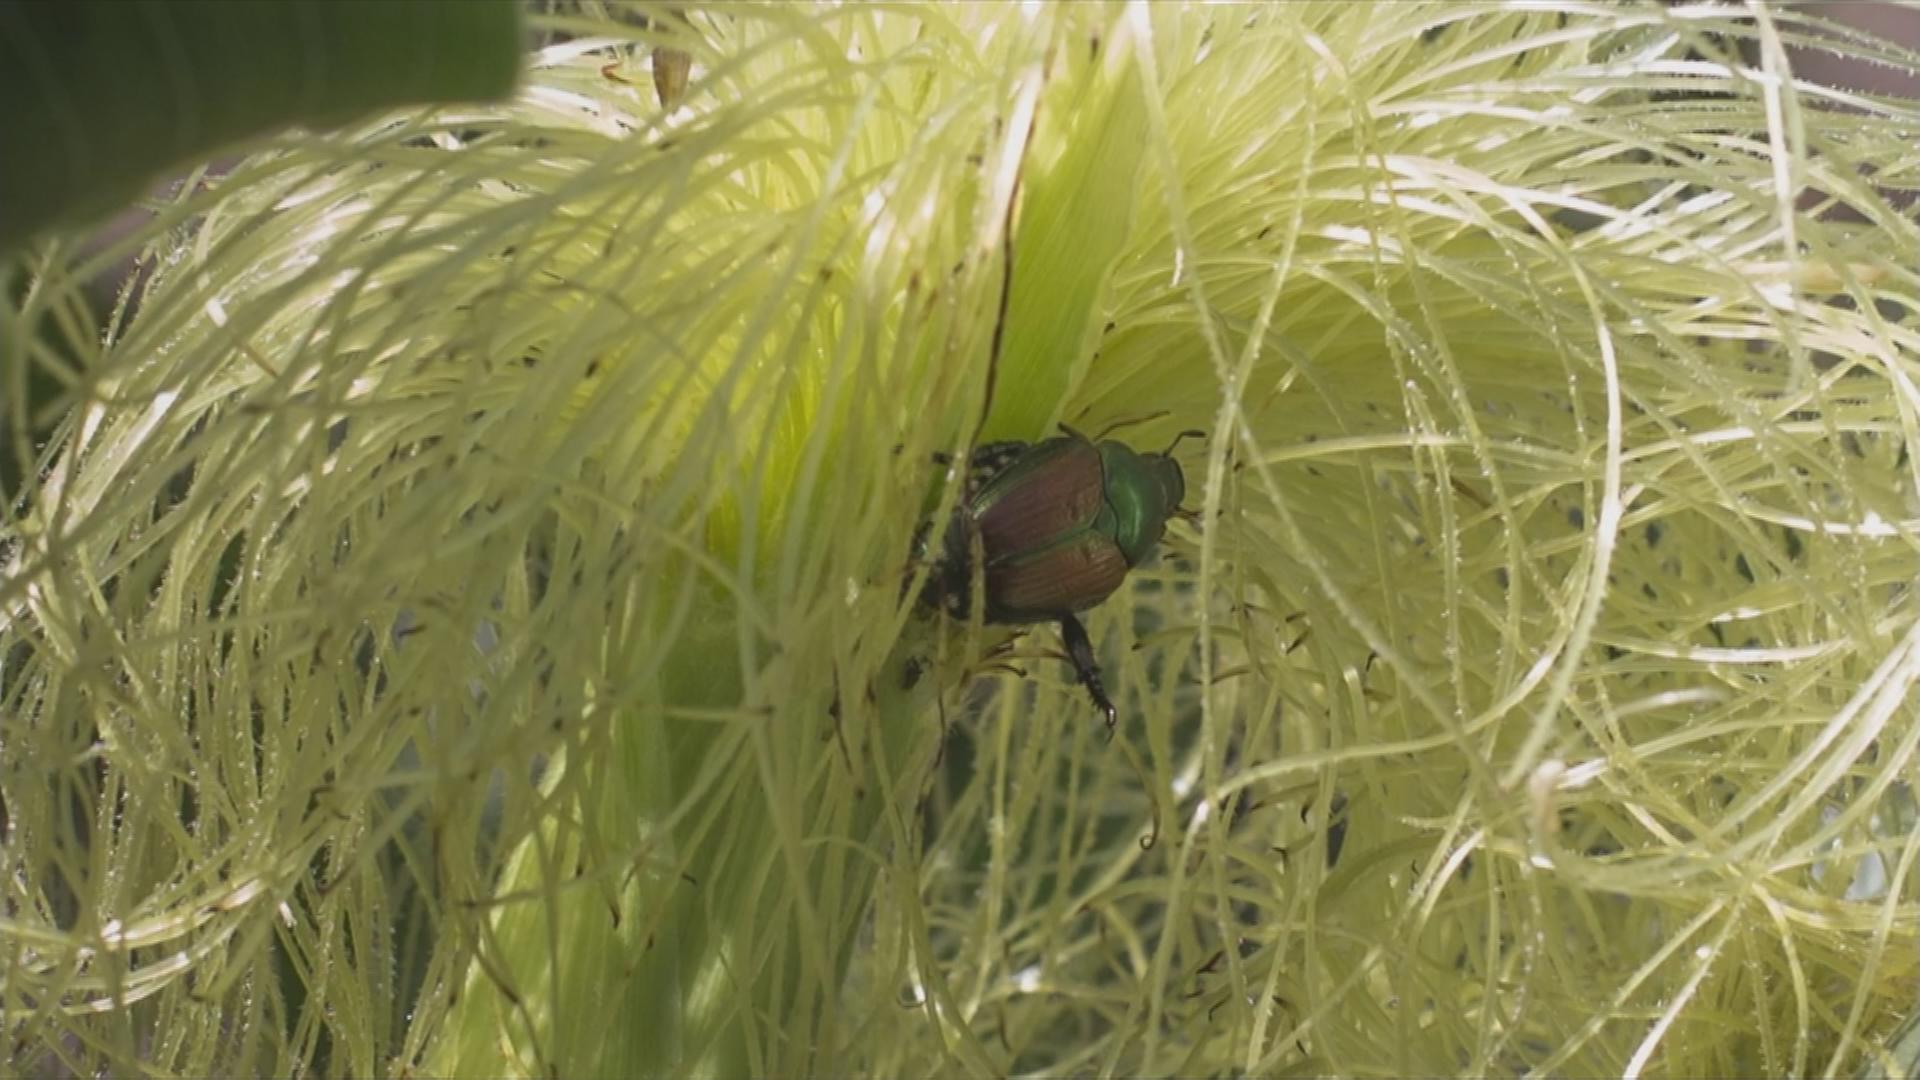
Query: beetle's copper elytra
916 426 1201 728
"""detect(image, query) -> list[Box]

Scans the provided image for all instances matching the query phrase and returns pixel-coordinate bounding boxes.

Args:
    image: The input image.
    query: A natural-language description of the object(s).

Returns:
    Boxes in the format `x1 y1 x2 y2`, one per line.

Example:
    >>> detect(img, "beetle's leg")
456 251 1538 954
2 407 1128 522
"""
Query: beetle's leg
1057 614 1117 734
1088 410 1171 442
1162 428 1207 455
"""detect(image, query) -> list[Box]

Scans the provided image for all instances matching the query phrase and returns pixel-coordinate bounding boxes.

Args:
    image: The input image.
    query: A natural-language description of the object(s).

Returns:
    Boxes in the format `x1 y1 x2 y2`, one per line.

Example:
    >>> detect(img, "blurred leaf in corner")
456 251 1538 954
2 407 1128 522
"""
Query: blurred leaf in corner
0 0 523 253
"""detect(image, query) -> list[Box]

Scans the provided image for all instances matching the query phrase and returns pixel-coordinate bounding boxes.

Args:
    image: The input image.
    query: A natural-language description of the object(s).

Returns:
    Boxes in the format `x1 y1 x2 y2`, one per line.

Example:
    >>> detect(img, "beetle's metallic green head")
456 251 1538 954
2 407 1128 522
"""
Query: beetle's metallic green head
1150 451 1185 513
1095 439 1191 567
1153 428 1207 511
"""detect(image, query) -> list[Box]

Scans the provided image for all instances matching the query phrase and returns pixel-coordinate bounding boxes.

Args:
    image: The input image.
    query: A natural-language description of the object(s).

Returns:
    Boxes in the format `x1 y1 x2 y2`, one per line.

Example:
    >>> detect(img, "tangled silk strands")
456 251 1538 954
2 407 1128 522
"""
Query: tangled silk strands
2 3 1917 1076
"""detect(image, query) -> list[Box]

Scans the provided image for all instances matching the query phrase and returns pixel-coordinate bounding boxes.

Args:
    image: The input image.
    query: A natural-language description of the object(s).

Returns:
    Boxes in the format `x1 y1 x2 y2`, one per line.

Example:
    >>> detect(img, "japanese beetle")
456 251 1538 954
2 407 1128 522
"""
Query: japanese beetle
917 426 1203 728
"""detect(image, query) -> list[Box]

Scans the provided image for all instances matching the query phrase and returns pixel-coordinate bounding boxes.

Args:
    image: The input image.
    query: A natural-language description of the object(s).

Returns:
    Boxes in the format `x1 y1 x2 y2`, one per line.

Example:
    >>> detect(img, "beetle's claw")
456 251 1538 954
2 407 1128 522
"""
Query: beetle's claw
1081 668 1118 733
1082 673 1119 740
1058 615 1118 734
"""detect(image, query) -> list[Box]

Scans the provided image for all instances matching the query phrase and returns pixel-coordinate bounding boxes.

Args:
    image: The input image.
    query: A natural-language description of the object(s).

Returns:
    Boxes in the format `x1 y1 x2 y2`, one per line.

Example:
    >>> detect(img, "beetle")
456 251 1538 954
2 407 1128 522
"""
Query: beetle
915 425 1203 729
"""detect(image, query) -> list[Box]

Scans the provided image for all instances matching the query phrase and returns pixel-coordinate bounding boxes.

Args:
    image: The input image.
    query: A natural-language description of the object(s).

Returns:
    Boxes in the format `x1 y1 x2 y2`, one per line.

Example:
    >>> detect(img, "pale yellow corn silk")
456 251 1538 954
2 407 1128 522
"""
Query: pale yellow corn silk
1 3 1917 1077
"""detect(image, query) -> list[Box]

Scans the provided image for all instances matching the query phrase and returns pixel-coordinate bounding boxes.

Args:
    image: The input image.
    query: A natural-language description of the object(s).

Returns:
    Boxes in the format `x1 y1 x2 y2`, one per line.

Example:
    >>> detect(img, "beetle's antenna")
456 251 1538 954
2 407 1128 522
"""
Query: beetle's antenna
1162 428 1208 456
1089 410 1171 441
1057 422 1090 442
